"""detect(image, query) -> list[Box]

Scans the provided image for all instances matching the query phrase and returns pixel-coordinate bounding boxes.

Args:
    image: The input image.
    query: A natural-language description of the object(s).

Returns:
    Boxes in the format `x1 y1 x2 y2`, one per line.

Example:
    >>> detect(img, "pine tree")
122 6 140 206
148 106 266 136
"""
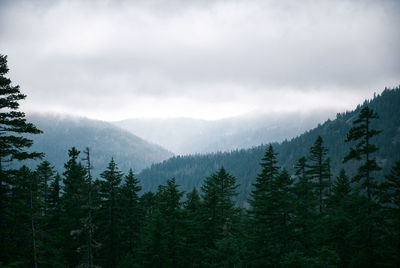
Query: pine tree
290 157 319 263
343 106 381 266
119 169 142 264
307 136 331 213
200 167 240 266
60 147 88 267
379 161 400 266
45 172 64 267
267 169 294 265
248 145 279 265
82 148 95 268
155 178 184 267
137 208 168 267
326 169 354 267
35 161 58 267
181 188 203 267
0 54 42 264
35 161 55 217
98 158 123 268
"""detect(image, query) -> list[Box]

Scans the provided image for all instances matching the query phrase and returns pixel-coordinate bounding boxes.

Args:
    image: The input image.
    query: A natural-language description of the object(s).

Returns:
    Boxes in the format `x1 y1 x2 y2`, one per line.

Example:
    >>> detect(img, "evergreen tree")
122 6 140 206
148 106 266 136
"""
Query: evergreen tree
200 167 240 266
35 161 59 267
60 147 88 267
82 147 95 268
7 166 38 266
307 136 331 213
379 161 400 266
0 54 42 264
290 156 319 263
155 178 184 267
44 172 64 267
266 169 294 265
248 145 279 266
343 106 381 266
98 158 123 268
326 169 354 267
181 188 203 267
119 169 142 264
35 161 54 217
137 208 168 267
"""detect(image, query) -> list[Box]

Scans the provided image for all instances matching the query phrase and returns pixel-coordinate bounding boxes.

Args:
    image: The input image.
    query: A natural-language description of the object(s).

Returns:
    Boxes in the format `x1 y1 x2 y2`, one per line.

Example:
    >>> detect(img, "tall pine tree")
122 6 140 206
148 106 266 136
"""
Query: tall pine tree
0 54 42 264
344 106 382 266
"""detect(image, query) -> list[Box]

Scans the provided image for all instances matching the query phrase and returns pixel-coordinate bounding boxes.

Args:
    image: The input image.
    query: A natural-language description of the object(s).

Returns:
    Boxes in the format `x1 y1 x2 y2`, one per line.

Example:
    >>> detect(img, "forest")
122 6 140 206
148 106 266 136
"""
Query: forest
1 52 400 268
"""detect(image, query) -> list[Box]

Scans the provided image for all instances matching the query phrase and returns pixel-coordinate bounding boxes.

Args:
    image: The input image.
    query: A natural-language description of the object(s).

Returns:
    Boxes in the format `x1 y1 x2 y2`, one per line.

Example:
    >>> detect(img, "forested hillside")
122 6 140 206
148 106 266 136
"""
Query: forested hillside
22 114 173 175
139 87 400 206
2 52 400 267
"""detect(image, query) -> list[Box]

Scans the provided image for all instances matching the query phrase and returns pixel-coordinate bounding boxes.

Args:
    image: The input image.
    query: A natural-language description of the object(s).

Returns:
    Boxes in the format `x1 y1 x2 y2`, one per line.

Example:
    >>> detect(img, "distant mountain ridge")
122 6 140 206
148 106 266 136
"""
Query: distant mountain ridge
138 87 400 206
114 111 334 155
19 114 173 177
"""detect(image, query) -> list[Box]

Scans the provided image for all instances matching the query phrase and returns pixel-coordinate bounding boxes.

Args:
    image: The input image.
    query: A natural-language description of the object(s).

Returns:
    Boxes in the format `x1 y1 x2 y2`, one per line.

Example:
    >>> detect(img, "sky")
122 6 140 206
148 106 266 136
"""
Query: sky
0 0 399 121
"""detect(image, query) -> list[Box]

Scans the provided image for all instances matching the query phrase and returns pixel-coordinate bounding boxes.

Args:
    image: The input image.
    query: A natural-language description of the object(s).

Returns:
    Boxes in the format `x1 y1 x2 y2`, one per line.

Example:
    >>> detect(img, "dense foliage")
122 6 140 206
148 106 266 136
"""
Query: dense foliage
139 86 400 206
1 55 400 266
3 115 400 266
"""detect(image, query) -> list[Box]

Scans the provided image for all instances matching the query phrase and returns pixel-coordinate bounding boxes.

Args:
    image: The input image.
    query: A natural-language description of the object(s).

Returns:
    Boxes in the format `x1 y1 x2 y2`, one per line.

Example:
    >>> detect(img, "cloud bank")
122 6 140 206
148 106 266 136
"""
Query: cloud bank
0 0 399 120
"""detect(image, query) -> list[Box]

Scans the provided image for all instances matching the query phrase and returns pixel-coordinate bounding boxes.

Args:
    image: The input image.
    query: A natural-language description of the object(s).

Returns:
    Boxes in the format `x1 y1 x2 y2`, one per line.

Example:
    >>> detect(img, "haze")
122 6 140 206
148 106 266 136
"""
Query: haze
0 0 399 121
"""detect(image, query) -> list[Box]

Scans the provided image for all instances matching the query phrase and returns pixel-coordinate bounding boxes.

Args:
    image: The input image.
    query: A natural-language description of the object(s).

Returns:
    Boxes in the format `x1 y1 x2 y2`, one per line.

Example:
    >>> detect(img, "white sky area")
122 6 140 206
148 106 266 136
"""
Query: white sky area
0 0 399 121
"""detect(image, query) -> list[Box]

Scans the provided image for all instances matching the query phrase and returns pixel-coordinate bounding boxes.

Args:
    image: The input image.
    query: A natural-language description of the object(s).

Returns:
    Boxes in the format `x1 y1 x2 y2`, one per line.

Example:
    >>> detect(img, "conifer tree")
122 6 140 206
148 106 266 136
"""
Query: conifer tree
307 136 331 213
137 208 168 267
266 169 294 265
291 157 318 262
201 167 240 265
181 188 203 267
45 172 64 267
326 169 354 266
35 161 55 217
82 148 95 268
120 169 142 263
0 54 42 263
380 161 400 266
343 106 381 266
97 158 123 267
155 178 184 267
248 145 279 265
60 147 88 267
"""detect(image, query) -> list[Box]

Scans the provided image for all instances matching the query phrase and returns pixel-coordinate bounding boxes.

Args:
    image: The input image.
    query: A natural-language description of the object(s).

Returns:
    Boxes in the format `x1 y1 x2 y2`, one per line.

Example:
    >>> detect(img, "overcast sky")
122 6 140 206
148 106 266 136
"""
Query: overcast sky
0 0 399 121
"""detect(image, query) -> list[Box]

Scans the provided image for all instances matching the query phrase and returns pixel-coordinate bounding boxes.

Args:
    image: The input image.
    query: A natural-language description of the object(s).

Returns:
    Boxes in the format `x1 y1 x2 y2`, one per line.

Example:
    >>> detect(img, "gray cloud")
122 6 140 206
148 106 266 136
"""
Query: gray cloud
0 0 399 120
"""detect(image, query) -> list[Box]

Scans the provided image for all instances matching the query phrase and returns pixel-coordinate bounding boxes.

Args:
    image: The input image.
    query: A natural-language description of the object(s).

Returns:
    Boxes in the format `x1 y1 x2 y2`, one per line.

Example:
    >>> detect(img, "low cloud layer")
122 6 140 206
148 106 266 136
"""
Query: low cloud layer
0 0 399 120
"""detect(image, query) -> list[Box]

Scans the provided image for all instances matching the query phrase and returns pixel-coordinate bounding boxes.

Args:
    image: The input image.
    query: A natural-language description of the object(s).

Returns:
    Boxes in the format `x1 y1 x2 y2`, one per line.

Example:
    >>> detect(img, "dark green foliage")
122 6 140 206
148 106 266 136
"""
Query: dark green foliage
0 54 43 265
97 158 124 268
344 106 382 266
325 169 355 267
379 161 400 266
120 169 142 261
60 147 88 267
307 136 331 213
181 188 203 267
290 157 319 262
200 167 241 266
139 87 400 206
248 145 280 265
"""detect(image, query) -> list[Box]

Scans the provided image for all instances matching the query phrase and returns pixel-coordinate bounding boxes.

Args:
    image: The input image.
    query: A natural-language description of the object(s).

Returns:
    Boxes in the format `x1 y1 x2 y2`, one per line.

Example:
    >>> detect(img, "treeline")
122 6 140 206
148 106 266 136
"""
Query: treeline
1 54 400 267
1 108 400 267
139 86 400 206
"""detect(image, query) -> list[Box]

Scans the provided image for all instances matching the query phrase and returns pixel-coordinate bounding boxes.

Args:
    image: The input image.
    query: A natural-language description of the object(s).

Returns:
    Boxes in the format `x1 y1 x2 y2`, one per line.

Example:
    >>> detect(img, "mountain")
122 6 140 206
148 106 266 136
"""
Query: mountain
138 87 400 206
20 114 173 177
113 111 334 155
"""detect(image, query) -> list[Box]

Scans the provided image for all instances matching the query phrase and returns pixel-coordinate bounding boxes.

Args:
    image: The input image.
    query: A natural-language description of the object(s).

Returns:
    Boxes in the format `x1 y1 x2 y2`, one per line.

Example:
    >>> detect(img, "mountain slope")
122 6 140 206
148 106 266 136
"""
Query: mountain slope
114 111 333 154
20 114 173 176
138 87 400 206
